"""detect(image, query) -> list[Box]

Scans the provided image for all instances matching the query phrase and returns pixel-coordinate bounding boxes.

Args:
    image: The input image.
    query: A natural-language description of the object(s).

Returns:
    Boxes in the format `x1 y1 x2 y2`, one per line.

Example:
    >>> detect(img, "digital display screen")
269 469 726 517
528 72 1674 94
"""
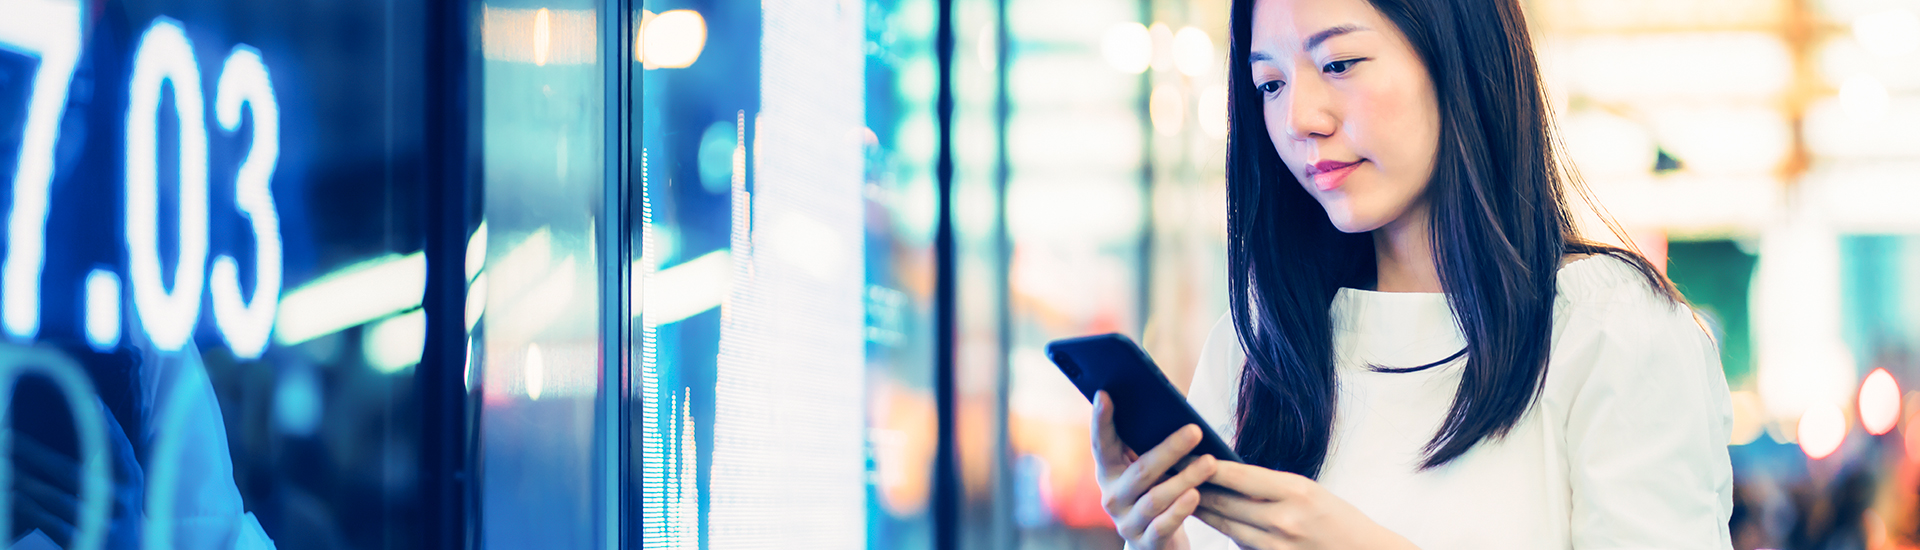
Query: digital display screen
635 0 939 547
3 0 439 547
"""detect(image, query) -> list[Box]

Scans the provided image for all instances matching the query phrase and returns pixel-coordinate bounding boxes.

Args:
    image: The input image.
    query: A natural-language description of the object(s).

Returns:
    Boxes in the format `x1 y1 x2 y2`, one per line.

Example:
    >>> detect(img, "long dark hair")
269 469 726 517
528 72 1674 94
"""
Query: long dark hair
1224 0 1679 477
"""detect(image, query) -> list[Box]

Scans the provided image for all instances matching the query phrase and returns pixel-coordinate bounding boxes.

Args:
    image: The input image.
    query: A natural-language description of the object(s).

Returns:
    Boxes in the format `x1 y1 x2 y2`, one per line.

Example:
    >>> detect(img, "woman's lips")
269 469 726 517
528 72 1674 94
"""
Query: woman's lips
1307 159 1363 192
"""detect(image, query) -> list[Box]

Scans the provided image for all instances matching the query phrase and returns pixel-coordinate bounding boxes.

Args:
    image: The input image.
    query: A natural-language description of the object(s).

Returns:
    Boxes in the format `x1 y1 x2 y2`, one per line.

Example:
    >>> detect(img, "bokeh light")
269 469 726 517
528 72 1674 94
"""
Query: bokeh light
1729 390 1767 445
642 9 706 69
1840 74 1892 120
1860 368 1901 436
1101 22 1151 74
1172 26 1214 77
1799 403 1848 460
1149 84 1184 136
1852 8 1920 58
1197 84 1228 140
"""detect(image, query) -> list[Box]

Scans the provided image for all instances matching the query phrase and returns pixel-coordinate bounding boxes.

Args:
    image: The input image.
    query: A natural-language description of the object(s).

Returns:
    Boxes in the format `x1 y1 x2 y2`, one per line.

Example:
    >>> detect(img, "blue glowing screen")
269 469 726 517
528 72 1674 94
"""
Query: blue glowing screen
2 0 442 547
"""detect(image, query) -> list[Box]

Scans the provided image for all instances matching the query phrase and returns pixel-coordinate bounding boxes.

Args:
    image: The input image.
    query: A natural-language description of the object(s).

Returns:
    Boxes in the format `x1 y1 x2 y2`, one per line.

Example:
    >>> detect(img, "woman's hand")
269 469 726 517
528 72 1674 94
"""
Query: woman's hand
1193 462 1419 550
1092 391 1220 550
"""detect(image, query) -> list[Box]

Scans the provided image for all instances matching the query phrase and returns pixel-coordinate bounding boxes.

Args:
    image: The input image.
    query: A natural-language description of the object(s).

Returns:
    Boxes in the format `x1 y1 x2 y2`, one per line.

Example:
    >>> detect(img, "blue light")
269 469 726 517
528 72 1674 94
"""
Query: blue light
84 269 121 350
126 18 209 352
0 0 84 339
210 46 281 360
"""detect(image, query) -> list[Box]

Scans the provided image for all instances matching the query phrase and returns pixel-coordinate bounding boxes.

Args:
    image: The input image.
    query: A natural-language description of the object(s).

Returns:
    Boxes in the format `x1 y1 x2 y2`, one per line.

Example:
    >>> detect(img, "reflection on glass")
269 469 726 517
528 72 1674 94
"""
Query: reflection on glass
4 0 443 547
632 0 936 547
474 0 606 547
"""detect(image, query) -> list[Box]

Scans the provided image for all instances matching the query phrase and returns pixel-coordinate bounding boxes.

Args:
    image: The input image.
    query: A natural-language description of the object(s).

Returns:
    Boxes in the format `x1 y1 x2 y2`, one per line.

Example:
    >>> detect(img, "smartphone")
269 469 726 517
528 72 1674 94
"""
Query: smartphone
1046 333 1243 463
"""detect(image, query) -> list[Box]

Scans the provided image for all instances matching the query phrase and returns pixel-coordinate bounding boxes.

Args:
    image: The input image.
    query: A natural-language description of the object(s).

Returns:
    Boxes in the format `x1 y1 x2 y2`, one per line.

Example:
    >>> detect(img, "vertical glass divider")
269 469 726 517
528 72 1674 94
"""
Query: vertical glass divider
599 0 634 548
422 0 477 547
934 0 961 547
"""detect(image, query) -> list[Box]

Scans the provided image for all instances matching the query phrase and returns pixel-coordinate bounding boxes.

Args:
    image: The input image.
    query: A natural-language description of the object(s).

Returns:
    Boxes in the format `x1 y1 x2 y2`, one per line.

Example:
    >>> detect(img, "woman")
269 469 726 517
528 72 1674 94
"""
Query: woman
1090 0 1733 548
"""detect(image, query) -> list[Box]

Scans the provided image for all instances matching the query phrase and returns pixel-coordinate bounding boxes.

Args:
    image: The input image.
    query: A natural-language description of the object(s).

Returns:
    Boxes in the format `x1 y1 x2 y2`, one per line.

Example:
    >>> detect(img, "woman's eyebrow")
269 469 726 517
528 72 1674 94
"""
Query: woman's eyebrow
1303 24 1367 51
1247 24 1370 64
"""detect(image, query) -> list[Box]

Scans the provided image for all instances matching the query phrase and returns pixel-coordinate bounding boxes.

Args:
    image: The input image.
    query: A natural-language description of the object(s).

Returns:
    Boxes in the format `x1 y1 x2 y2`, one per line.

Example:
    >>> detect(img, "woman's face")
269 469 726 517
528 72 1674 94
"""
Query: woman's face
1249 0 1440 233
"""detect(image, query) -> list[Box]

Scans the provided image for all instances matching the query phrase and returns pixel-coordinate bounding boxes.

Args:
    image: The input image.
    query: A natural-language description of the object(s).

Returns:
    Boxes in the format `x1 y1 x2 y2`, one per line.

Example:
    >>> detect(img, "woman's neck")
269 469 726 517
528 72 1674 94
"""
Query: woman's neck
1370 201 1443 293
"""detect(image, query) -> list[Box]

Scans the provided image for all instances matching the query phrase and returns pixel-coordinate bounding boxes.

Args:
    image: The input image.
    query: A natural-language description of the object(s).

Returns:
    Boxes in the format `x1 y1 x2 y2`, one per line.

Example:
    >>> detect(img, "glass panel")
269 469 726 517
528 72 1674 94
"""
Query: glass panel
0 0 439 547
631 2 754 548
952 0 1015 547
474 0 607 547
1001 0 1147 546
863 0 940 546
632 0 936 547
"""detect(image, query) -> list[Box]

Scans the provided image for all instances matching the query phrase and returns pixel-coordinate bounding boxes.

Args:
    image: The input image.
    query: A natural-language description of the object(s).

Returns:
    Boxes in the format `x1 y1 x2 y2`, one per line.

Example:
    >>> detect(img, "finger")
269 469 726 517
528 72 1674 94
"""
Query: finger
1123 455 1219 533
1197 485 1268 526
1158 455 1199 483
1092 391 1131 478
1193 506 1273 546
1143 489 1200 542
1206 460 1302 502
1109 424 1204 511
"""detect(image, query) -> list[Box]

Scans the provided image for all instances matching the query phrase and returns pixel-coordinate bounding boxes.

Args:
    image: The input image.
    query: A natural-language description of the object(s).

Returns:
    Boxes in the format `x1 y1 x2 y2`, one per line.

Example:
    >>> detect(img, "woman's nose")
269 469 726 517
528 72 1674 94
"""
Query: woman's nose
1283 78 1337 142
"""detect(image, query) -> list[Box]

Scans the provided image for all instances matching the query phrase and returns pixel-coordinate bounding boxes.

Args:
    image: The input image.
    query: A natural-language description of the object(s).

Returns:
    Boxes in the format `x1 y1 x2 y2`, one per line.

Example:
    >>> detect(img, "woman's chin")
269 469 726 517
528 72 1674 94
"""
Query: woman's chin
1324 210 1387 234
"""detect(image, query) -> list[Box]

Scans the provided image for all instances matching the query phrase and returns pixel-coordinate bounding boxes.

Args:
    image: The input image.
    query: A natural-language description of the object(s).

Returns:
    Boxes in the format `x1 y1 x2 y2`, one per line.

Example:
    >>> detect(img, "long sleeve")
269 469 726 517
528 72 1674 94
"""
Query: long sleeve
1178 313 1242 550
1186 313 1243 442
1563 290 1734 549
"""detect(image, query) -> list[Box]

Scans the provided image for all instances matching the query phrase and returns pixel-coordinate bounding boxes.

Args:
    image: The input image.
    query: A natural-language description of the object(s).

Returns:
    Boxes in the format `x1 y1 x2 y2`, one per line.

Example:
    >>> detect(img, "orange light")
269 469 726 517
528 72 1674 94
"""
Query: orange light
532 8 551 66
1905 407 1920 460
1861 368 1902 435
1800 403 1847 459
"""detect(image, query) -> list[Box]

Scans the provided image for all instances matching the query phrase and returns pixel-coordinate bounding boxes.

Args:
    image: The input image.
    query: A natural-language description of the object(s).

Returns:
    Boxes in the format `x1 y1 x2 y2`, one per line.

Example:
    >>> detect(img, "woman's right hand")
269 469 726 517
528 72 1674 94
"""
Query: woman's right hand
1092 390 1220 550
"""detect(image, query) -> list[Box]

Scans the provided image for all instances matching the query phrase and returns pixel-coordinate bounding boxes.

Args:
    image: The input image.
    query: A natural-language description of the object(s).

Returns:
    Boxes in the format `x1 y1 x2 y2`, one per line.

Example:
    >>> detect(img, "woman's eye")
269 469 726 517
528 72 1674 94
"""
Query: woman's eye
1322 58 1364 75
1257 81 1283 94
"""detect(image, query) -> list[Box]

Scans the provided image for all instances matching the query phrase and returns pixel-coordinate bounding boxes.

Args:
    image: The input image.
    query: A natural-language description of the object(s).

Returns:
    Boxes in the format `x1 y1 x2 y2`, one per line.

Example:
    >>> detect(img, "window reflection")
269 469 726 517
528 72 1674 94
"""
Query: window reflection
475 0 606 547
3 0 441 547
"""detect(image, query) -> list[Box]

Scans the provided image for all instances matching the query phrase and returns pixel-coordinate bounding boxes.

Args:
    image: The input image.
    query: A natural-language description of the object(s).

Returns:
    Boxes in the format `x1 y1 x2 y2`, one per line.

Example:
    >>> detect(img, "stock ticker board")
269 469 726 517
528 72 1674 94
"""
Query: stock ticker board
3 0 440 546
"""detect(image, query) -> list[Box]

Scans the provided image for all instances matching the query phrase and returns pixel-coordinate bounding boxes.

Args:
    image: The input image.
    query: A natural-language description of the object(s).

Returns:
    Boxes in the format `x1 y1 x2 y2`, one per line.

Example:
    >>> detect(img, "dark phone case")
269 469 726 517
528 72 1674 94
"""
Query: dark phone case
1046 334 1243 463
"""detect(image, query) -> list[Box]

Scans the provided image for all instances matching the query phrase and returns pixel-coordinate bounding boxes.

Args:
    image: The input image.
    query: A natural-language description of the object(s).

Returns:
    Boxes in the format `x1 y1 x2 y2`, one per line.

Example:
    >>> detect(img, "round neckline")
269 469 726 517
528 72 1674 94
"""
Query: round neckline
1335 254 1612 296
1330 255 1617 334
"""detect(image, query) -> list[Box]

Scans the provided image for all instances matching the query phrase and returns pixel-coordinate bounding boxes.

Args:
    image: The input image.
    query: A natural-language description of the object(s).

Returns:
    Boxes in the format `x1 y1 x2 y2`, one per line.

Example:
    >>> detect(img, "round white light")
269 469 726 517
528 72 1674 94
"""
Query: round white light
1197 84 1229 140
1839 74 1890 121
1853 9 1920 58
644 10 707 69
526 343 546 401
1860 368 1901 435
1172 27 1214 77
1102 22 1151 74
1149 84 1184 136
1798 403 1848 460
1149 23 1173 72
532 8 551 66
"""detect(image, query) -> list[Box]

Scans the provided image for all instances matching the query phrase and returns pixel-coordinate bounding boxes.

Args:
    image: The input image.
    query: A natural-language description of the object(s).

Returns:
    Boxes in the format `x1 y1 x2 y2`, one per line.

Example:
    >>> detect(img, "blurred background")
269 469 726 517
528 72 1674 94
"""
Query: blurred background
657 0 1920 546
3 0 1918 548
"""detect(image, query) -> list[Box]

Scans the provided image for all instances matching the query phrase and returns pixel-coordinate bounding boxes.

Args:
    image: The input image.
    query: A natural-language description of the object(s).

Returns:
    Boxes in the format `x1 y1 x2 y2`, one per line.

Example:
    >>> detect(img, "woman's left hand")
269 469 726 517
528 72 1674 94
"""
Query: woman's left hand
1193 461 1420 550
